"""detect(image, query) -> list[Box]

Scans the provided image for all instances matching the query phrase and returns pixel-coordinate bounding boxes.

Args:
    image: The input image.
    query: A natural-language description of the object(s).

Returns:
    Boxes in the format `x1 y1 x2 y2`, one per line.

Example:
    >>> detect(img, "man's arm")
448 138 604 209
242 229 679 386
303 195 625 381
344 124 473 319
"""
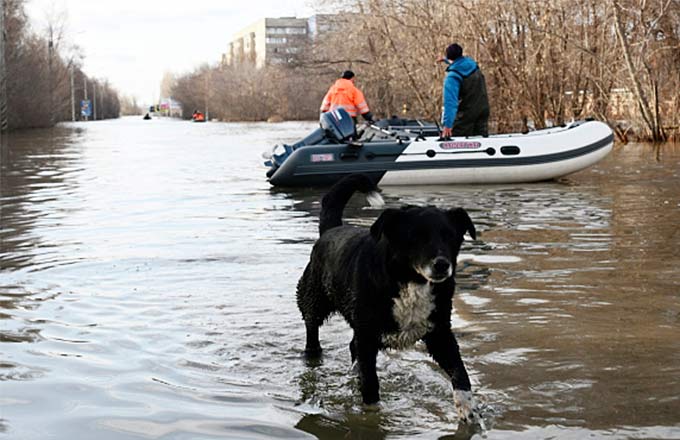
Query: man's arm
353 87 370 117
441 73 462 129
320 89 332 113
361 111 374 123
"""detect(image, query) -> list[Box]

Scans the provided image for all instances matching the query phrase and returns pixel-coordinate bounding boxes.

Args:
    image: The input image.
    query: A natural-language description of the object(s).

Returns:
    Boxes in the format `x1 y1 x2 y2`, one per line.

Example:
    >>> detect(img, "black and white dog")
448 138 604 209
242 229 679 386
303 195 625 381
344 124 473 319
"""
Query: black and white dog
296 174 479 421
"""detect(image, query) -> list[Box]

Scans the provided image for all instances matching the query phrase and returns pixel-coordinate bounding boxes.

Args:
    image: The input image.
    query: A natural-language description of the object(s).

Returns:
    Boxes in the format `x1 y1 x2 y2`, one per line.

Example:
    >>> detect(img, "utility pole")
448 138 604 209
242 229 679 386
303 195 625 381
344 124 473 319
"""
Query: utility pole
93 82 97 120
70 64 75 121
47 31 54 126
83 76 88 121
0 0 9 134
0 0 8 174
204 70 210 121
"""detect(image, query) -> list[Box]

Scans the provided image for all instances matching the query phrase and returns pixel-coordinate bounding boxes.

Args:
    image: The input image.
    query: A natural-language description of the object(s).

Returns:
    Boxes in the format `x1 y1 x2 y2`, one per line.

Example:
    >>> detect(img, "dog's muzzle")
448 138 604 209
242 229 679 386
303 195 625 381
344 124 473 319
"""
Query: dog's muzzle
417 257 453 283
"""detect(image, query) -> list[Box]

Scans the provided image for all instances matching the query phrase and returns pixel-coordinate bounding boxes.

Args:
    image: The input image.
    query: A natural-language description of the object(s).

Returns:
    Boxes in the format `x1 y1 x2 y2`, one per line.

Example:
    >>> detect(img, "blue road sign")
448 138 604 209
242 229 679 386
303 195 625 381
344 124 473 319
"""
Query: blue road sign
81 100 92 117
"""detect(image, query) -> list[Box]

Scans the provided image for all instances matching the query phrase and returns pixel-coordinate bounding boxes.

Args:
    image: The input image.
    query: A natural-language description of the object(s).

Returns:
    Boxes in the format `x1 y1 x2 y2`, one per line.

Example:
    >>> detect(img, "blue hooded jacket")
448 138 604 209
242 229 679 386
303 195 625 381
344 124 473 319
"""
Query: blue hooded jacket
441 56 480 128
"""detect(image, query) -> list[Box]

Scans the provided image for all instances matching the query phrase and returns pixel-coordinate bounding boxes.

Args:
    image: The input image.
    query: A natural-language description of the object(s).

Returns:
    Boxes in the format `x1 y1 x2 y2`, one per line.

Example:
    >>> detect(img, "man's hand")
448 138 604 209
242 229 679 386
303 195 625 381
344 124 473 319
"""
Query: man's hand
441 127 452 138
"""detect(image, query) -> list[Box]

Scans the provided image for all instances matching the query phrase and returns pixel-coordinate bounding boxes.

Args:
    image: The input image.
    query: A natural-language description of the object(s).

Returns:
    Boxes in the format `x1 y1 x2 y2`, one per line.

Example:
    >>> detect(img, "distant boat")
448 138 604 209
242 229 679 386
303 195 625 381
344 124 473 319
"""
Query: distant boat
264 108 614 187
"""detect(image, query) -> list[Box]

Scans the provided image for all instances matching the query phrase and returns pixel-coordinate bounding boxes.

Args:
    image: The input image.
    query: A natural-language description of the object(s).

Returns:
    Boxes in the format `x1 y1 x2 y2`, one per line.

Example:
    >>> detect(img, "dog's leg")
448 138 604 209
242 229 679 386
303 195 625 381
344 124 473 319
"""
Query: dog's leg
349 336 357 363
304 321 322 358
424 329 478 422
297 266 331 359
424 329 471 389
355 331 380 404
349 336 361 374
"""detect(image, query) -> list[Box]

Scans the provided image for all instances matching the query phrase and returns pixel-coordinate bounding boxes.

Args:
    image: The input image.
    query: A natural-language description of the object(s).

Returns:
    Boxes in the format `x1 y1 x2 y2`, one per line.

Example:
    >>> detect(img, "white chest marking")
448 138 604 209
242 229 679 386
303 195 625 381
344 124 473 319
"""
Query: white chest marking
382 282 435 349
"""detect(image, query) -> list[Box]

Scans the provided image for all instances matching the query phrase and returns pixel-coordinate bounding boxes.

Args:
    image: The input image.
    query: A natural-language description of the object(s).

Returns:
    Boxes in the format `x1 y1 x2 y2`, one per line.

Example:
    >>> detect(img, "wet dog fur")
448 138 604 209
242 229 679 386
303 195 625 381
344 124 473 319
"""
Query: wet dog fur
296 174 478 421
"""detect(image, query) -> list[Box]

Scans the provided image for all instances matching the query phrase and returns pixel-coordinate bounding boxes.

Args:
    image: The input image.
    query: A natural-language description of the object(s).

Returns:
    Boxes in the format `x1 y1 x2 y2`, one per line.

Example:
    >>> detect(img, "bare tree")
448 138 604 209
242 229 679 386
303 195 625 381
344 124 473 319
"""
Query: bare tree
1 0 120 129
612 0 676 142
170 0 678 141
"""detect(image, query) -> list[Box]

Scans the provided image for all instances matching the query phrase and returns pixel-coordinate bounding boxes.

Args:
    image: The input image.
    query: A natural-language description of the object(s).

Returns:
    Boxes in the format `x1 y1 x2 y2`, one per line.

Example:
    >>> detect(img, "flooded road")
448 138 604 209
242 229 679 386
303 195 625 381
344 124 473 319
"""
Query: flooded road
1 117 679 439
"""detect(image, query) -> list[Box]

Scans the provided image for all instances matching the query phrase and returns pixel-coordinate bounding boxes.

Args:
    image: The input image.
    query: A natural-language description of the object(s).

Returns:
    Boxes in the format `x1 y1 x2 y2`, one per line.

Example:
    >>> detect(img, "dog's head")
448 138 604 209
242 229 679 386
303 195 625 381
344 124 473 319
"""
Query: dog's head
370 206 476 283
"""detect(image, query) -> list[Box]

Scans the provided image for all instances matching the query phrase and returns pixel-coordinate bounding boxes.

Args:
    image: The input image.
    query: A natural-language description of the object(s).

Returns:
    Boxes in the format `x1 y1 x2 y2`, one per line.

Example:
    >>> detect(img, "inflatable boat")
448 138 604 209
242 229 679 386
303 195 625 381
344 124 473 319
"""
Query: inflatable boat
263 108 614 187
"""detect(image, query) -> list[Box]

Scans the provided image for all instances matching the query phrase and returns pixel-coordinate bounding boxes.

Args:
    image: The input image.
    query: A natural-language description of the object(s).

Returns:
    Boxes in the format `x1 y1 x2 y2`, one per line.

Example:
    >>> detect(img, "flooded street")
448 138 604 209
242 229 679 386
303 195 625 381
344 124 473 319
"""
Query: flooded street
1 117 679 439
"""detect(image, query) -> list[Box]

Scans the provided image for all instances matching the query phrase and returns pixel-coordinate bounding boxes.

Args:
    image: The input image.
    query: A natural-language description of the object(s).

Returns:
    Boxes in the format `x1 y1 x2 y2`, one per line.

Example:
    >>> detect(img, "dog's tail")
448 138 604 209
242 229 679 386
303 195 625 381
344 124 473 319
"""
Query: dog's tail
319 174 384 235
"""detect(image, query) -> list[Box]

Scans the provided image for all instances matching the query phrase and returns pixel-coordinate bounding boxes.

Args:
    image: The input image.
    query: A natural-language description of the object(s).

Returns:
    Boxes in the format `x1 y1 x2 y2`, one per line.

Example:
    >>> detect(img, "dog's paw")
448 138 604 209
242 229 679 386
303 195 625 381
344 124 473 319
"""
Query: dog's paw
453 390 482 424
361 401 382 412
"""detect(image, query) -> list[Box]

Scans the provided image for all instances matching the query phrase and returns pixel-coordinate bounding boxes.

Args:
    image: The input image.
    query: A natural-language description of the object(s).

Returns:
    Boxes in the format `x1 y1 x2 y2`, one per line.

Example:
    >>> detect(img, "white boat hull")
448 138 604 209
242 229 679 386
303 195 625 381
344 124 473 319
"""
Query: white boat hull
266 120 614 187
380 137 612 185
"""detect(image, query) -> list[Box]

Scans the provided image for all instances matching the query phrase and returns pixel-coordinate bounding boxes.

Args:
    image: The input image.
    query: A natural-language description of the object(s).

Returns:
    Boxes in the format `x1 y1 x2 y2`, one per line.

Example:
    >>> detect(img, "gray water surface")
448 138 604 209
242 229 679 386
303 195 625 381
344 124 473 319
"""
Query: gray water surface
1 117 679 439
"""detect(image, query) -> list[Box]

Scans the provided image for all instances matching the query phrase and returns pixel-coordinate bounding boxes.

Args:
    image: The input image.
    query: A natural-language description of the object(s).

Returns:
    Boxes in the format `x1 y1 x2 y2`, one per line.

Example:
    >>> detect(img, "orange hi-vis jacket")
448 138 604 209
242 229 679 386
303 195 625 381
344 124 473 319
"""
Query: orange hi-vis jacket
319 78 370 117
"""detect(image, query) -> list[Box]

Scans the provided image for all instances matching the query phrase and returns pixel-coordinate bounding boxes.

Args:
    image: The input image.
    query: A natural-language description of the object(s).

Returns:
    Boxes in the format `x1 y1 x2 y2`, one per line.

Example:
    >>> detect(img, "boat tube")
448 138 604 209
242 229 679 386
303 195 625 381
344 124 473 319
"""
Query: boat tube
264 108 614 187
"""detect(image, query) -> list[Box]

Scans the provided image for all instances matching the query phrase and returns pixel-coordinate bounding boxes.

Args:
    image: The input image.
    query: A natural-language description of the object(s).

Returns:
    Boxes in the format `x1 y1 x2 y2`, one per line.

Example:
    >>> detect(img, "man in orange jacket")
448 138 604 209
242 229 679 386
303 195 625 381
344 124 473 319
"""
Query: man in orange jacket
320 71 374 124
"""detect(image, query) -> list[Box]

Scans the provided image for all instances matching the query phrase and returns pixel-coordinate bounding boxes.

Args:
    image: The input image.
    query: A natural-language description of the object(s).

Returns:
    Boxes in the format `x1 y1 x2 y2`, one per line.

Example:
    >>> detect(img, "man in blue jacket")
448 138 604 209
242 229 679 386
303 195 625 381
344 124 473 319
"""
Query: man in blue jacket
439 43 490 138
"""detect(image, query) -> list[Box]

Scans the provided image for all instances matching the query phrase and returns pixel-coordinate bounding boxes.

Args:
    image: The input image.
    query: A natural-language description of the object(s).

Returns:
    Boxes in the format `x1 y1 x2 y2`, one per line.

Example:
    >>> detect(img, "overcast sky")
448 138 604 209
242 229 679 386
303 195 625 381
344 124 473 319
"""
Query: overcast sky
26 0 317 104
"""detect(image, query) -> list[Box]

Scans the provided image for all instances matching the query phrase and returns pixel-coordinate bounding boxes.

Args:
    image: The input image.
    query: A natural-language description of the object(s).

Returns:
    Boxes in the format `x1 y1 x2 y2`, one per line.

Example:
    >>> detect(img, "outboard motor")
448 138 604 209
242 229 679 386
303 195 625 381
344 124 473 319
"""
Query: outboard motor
273 108 355 152
264 108 356 178
320 108 356 142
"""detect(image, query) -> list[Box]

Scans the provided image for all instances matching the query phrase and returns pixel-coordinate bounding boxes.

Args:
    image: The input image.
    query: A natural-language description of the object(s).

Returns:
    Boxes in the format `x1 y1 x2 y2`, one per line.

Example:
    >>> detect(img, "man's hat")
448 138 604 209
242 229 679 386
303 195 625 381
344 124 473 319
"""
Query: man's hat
341 70 355 80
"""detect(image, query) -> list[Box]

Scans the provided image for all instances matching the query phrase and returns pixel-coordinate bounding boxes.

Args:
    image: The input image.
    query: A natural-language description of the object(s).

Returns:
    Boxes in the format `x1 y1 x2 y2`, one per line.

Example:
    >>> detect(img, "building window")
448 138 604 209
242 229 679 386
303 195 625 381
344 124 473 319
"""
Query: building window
268 27 306 35
285 27 306 34
266 37 287 44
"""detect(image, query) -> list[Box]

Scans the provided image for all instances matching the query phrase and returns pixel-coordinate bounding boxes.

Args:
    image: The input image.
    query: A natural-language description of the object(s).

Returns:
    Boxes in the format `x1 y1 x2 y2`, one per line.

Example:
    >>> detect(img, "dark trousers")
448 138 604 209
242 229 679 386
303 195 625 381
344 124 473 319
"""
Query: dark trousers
452 108 489 137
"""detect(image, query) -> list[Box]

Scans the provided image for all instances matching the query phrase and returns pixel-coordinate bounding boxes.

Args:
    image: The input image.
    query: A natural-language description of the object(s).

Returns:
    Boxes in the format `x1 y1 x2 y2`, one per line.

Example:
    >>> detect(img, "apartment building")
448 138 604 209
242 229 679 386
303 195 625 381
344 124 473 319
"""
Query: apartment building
223 17 307 68
222 15 341 68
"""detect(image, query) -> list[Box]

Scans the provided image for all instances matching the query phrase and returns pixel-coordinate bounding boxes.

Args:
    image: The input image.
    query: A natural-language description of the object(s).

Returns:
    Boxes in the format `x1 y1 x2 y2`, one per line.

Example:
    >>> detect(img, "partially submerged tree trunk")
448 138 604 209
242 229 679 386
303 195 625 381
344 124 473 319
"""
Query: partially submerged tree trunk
612 0 667 142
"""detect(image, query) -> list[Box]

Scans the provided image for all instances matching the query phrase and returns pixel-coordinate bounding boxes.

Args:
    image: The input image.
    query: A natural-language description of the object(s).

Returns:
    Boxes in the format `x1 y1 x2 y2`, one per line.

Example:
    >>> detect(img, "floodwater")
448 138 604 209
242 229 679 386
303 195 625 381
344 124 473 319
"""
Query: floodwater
1 117 679 440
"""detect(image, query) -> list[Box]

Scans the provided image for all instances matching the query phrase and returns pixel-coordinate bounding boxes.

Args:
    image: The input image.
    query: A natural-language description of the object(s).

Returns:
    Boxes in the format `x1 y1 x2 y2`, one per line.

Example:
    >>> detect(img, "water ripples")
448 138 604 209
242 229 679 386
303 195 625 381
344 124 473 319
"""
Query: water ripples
1 119 679 438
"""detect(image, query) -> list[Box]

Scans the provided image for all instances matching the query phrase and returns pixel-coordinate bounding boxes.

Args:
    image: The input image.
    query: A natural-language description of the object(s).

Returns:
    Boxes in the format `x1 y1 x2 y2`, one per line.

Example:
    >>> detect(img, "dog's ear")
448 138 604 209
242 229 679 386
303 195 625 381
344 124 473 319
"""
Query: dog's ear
448 207 476 240
370 208 401 242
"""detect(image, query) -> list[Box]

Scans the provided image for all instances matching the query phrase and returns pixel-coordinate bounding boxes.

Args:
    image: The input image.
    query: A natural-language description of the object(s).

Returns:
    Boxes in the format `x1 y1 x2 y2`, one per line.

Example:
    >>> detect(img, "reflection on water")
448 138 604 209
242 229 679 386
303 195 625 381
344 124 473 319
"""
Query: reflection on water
1 118 679 439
